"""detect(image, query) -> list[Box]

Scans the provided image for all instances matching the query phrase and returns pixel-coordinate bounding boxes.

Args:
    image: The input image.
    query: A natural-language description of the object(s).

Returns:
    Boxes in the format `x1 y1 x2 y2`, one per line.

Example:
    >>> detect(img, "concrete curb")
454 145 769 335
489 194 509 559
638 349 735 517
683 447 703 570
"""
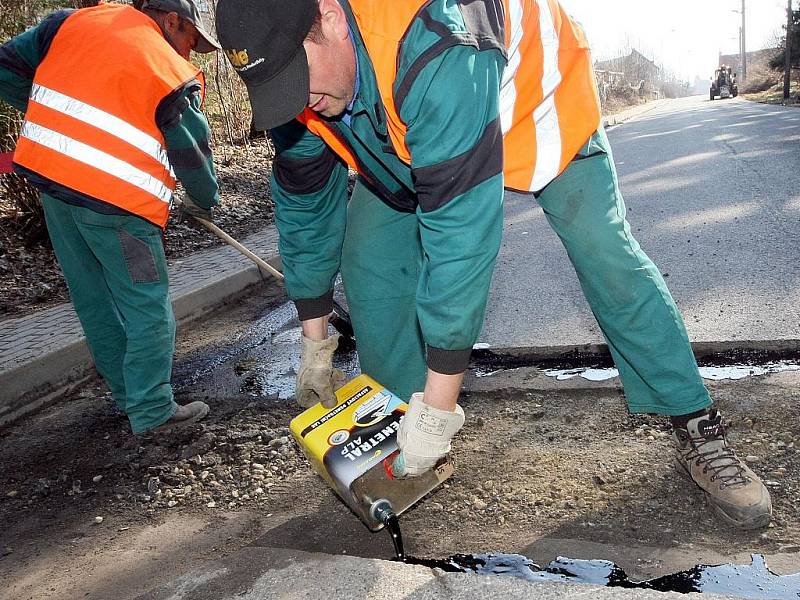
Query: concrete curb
602 98 672 128
0 265 268 426
0 339 94 425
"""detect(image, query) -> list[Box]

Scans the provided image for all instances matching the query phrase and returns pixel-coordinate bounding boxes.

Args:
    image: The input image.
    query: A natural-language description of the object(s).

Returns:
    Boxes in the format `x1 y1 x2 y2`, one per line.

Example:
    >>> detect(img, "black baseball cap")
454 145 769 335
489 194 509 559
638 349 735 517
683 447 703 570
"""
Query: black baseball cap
142 0 220 53
216 0 317 130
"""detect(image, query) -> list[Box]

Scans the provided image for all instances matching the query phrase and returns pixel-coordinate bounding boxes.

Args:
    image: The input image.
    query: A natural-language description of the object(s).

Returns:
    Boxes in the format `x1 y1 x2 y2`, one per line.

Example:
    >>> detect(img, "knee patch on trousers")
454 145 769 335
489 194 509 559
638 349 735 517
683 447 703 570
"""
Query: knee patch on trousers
118 229 160 283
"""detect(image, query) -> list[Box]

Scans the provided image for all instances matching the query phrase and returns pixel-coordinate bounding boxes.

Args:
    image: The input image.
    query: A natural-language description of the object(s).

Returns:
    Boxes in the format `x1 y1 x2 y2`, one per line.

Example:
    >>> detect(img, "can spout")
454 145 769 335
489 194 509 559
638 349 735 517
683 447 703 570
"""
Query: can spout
370 499 405 561
369 498 395 525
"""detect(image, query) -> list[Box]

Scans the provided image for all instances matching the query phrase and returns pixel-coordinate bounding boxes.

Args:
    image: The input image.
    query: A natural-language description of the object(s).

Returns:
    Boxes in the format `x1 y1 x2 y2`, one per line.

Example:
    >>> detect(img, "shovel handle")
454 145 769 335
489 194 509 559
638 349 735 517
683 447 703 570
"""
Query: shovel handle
195 218 284 281
195 216 355 340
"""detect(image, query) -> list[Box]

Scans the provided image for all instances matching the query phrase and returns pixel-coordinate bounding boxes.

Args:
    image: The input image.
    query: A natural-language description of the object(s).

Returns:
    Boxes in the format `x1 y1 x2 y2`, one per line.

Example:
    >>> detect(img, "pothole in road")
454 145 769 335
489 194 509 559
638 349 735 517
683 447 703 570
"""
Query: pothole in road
174 301 359 401
6 288 800 599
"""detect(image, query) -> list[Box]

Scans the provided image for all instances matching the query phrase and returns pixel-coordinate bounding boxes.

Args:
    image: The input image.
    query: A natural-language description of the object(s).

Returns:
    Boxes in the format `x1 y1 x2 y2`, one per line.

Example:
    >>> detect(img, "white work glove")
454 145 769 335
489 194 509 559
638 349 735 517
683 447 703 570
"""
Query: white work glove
392 392 465 478
296 335 345 409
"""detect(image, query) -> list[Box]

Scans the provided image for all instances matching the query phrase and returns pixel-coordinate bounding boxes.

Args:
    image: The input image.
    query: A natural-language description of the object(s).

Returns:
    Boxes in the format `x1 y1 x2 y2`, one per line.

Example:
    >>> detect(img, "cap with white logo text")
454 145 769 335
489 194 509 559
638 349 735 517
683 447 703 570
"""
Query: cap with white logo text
215 0 317 130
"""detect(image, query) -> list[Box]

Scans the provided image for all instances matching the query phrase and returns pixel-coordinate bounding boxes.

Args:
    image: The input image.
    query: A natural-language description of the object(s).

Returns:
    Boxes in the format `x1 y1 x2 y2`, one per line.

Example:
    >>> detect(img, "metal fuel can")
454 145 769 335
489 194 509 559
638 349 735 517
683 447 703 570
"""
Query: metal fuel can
289 374 454 531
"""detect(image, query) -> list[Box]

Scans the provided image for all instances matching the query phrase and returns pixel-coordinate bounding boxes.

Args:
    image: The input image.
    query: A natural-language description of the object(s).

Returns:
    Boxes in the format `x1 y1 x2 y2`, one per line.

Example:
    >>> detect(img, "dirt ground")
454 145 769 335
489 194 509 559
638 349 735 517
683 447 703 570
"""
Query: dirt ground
1 283 799 600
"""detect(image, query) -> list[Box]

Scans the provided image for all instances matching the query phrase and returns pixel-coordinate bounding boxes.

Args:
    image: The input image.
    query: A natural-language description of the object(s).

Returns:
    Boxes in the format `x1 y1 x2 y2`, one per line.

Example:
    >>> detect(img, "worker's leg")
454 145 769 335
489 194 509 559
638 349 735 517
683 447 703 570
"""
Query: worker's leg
536 130 772 530
340 179 427 400
70 205 177 433
536 128 711 416
40 194 128 410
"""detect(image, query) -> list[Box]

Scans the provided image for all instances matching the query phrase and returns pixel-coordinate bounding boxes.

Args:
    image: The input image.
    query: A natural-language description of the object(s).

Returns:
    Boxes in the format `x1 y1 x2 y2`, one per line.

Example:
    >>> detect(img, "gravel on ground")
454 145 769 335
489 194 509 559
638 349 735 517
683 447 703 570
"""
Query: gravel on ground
1 287 798 599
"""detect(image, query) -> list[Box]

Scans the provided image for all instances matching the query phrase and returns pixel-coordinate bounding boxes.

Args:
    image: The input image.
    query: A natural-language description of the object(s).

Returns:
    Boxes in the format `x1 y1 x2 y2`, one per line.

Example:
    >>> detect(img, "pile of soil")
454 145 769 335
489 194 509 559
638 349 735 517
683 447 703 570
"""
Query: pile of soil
0 139 276 319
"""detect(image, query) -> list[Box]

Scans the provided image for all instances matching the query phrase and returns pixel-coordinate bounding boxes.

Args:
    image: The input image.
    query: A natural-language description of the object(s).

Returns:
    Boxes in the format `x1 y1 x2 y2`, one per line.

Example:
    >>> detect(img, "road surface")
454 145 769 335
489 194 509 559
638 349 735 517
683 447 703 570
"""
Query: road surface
483 97 800 353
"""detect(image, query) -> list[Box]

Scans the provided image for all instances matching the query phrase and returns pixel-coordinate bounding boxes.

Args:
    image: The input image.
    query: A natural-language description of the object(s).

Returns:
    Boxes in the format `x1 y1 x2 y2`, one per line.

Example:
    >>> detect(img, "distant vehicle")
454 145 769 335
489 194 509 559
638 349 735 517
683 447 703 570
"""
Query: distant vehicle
710 66 739 101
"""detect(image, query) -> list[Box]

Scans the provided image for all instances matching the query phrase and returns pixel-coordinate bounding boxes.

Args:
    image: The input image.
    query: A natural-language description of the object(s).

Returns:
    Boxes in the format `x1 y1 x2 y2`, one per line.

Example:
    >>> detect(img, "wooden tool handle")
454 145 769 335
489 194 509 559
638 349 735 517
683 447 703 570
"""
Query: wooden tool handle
196 218 284 281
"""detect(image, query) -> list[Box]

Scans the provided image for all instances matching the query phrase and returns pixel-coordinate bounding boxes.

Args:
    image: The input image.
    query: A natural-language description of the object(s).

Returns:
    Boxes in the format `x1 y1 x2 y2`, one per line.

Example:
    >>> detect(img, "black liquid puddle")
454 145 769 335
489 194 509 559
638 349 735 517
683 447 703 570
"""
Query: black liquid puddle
385 523 799 598
397 552 800 598
173 300 359 397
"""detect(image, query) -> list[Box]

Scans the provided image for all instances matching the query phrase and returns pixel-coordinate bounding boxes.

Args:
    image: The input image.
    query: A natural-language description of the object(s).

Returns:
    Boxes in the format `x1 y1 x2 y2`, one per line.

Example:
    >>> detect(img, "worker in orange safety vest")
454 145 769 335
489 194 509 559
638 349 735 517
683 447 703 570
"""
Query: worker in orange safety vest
216 0 773 530
0 0 220 434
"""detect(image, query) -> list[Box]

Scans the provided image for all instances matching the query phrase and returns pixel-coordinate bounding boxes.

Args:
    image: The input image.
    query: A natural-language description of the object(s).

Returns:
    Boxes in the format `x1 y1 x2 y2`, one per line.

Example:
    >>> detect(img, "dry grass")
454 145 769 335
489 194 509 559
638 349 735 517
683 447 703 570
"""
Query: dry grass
743 80 800 106
601 88 648 116
742 65 782 94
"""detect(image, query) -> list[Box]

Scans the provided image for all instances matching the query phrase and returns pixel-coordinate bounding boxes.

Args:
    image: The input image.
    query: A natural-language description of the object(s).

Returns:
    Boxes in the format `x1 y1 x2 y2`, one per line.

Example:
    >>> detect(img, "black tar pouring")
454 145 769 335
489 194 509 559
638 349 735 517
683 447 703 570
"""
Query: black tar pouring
370 499 405 561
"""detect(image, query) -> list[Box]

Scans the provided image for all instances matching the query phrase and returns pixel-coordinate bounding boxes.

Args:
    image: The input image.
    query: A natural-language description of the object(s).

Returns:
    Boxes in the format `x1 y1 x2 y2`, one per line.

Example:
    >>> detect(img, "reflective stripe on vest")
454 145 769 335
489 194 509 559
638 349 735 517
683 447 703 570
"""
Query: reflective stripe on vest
299 0 600 193
20 121 172 204
12 4 202 227
28 83 175 181
529 0 563 190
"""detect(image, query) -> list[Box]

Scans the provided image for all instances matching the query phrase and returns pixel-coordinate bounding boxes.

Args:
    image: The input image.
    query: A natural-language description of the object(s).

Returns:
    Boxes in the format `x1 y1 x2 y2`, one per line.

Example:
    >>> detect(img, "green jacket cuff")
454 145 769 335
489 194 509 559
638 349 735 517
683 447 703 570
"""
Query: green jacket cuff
426 346 472 375
294 289 334 321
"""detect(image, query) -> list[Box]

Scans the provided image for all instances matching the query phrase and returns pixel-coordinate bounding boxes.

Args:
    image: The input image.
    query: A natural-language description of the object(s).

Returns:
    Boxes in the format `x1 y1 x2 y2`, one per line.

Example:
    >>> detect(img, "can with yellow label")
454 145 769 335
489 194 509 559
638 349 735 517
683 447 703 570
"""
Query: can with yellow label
289 374 453 531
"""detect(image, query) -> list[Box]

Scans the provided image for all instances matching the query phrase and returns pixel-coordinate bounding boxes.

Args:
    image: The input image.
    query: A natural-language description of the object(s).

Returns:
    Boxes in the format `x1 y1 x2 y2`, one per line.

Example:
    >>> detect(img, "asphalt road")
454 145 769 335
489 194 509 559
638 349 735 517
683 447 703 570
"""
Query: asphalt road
482 96 800 352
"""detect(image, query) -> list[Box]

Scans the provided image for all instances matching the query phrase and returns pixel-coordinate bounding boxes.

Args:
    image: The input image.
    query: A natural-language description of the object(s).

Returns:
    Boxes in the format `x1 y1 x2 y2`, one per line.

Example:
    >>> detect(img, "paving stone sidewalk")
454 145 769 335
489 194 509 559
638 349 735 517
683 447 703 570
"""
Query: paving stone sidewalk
0 224 279 425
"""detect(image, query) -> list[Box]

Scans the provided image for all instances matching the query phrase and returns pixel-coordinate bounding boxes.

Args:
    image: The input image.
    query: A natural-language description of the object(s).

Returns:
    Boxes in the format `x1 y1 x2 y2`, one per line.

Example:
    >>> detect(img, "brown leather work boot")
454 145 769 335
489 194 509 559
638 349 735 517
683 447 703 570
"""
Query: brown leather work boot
152 401 209 432
672 409 772 530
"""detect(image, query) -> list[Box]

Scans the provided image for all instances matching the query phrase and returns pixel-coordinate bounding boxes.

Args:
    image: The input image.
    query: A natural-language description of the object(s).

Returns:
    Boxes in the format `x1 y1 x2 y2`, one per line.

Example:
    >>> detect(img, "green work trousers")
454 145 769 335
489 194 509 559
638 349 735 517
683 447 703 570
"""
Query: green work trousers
341 181 428 401
41 194 178 433
536 128 711 415
340 127 711 416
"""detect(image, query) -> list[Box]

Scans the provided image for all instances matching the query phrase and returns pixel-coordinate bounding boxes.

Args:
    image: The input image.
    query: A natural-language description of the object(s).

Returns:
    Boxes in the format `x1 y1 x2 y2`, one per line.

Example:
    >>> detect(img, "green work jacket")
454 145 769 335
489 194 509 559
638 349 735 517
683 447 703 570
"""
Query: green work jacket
270 0 506 373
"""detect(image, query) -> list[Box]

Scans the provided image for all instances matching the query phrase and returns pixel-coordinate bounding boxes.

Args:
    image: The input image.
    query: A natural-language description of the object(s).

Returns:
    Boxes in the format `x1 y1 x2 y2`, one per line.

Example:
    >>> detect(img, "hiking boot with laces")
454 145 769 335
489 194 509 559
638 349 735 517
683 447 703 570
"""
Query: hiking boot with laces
672 408 772 530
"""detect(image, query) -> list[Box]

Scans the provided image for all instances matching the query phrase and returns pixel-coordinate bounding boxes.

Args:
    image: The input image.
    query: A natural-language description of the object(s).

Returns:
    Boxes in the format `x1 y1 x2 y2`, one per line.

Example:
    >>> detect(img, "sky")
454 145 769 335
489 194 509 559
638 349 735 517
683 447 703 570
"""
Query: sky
558 0 789 82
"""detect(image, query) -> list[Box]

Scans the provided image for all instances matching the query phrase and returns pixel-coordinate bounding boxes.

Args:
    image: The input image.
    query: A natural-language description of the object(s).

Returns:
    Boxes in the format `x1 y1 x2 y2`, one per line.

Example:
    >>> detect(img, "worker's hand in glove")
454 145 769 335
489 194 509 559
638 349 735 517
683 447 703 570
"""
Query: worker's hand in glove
296 334 346 409
179 195 213 227
391 393 465 478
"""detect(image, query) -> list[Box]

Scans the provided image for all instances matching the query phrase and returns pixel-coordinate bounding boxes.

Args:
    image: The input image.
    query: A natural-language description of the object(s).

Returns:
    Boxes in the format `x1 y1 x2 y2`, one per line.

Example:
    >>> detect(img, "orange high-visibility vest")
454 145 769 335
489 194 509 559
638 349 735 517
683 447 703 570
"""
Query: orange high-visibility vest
13 4 203 228
298 0 601 193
